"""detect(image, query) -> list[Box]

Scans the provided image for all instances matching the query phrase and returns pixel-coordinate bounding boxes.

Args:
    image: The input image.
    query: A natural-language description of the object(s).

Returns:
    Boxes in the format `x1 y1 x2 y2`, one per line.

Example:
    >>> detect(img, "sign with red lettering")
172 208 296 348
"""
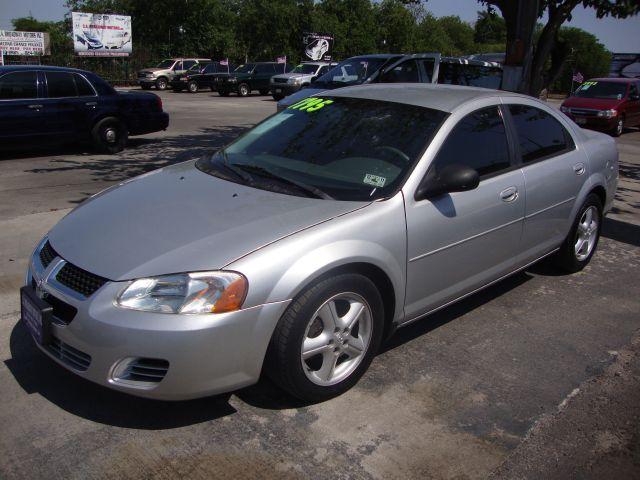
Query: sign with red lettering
72 12 132 57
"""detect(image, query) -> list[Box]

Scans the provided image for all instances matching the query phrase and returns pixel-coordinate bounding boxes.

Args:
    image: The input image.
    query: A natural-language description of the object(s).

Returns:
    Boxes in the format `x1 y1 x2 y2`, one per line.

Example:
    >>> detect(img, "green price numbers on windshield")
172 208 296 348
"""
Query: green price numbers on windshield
288 97 334 112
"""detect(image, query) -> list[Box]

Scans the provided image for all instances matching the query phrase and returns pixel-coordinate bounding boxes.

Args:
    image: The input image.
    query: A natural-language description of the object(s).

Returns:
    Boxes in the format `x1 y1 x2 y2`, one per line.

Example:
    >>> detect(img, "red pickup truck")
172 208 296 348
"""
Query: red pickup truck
560 77 640 136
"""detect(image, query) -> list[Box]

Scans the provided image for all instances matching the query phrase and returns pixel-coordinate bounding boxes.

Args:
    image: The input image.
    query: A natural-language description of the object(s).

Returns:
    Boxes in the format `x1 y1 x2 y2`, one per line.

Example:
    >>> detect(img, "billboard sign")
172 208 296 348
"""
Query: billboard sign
609 53 640 78
303 32 333 62
0 30 47 56
72 12 132 57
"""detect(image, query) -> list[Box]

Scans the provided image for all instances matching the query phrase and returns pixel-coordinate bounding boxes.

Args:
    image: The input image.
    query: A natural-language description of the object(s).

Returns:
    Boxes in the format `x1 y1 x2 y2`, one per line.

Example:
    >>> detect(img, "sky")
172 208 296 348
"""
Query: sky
1 0 639 52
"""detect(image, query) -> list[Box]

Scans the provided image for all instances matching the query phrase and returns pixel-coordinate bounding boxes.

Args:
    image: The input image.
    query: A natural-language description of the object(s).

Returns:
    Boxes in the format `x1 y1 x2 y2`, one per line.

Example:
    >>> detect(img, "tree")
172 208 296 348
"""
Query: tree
552 26 610 93
474 9 506 44
375 0 417 53
313 0 378 58
438 16 475 55
479 0 639 96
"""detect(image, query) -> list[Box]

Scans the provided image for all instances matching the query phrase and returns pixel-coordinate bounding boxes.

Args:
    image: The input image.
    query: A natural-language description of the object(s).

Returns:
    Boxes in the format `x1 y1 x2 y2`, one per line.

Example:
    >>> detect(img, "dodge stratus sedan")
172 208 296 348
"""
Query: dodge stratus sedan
22 84 618 402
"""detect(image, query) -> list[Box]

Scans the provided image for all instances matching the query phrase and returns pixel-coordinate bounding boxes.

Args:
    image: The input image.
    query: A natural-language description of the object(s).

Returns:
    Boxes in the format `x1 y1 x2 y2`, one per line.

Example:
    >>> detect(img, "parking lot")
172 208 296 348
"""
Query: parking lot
0 90 639 479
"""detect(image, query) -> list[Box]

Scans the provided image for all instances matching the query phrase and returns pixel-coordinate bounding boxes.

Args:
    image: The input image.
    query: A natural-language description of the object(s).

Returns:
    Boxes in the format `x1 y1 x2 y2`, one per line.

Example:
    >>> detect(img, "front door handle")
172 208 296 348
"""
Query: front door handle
28 104 43 110
500 186 518 203
573 163 586 175
85 101 97 107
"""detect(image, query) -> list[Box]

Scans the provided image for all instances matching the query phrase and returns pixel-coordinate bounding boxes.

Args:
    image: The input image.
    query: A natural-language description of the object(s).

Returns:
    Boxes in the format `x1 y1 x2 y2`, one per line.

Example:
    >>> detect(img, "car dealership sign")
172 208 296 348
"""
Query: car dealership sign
72 12 132 57
0 30 48 56
303 32 333 62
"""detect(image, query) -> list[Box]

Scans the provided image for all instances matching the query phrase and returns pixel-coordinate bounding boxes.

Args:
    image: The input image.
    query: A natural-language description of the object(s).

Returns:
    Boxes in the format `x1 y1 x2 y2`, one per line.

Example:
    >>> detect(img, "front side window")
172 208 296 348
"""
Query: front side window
234 64 255 74
508 105 572 163
183 60 197 70
379 60 419 83
74 74 95 96
292 64 319 74
156 59 175 69
430 106 510 177
0 71 38 100
196 97 447 201
46 71 77 98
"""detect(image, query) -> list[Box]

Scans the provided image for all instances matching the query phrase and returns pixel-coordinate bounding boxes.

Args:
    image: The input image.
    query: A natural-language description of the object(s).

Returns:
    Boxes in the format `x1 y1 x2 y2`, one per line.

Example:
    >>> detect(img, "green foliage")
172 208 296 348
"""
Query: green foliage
474 10 505 44
552 27 610 93
438 16 475 55
11 16 73 65
376 0 417 52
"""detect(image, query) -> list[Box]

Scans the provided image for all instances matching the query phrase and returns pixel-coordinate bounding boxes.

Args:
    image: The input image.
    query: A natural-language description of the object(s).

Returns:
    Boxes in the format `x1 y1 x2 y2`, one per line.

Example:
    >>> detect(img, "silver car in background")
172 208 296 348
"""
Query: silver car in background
21 84 618 402
270 61 336 100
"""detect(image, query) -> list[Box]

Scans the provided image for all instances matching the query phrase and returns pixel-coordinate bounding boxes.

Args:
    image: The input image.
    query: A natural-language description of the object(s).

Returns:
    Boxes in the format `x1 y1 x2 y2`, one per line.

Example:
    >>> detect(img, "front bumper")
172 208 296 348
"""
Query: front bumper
270 83 301 97
137 78 156 86
25 242 290 400
565 113 618 132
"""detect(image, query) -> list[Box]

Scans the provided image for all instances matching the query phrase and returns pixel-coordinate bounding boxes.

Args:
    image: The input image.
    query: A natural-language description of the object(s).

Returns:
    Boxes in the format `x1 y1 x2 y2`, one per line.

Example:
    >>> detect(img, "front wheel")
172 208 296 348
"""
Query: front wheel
611 117 624 137
188 81 198 93
155 77 168 90
259 89 270 96
237 83 250 97
91 117 127 154
553 193 603 272
266 274 384 402
218 89 230 97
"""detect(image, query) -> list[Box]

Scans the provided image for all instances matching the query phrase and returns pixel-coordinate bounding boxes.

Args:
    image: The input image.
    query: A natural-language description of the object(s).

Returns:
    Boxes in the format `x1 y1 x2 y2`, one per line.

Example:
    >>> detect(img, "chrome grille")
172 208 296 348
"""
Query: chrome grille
47 337 91 371
569 108 599 116
118 358 170 383
39 241 57 268
55 263 107 298
273 78 288 84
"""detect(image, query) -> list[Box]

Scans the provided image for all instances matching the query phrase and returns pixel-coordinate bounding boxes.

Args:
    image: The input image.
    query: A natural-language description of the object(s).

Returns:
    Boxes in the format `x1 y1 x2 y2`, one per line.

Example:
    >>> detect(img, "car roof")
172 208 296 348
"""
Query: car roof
345 54 401 60
589 77 637 83
0 65 91 74
324 83 526 113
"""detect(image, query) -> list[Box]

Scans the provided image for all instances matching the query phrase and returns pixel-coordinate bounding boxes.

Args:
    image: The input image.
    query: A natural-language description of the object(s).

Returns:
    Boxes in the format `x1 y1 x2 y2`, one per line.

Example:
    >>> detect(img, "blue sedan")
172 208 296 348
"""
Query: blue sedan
0 65 169 153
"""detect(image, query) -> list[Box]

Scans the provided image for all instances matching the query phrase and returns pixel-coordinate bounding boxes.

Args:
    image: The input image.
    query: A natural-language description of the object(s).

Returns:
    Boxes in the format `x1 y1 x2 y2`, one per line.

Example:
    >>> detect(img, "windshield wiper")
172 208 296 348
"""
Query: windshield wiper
212 151 253 184
234 164 333 200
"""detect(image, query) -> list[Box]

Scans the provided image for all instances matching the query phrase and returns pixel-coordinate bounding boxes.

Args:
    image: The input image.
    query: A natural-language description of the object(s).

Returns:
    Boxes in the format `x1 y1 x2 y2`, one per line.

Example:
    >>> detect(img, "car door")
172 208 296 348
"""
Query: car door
0 70 45 142
378 54 440 84
403 105 525 321
627 82 640 125
505 103 586 266
41 70 97 139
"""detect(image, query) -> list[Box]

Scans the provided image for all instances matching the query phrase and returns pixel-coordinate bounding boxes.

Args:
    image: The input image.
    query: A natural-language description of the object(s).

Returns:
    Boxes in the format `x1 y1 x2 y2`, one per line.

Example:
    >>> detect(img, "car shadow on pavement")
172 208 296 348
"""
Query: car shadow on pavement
5 321 237 429
601 217 640 248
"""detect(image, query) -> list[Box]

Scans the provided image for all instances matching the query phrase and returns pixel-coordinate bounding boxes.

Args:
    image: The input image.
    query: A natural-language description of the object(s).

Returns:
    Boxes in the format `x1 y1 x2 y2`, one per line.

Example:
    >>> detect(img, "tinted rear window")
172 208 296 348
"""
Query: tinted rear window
46 71 77 97
508 105 572 163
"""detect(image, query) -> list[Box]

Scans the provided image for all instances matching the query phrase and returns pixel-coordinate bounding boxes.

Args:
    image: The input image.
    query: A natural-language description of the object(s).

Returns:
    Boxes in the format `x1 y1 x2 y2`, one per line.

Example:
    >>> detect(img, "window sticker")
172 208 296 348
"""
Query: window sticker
363 173 386 187
579 81 598 90
288 97 334 112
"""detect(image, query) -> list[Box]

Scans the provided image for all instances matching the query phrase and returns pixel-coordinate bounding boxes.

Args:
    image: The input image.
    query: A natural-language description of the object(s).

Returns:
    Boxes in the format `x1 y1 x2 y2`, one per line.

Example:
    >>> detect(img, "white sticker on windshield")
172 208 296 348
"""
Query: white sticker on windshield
363 173 386 188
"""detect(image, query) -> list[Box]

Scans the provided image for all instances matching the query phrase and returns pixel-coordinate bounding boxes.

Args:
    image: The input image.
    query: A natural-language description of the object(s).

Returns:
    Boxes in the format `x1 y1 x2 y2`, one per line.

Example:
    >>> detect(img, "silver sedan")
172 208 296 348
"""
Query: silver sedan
21 84 618 402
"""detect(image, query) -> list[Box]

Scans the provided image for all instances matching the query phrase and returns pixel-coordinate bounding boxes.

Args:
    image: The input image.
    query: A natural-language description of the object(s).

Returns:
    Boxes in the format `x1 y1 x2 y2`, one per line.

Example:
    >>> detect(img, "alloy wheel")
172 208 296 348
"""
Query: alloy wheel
574 206 598 261
301 293 372 386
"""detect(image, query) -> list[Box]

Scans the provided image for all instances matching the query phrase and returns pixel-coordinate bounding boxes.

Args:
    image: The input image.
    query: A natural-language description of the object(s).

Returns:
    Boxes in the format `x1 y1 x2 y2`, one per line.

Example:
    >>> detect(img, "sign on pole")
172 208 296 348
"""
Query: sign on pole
0 30 47 56
302 32 333 62
72 12 132 57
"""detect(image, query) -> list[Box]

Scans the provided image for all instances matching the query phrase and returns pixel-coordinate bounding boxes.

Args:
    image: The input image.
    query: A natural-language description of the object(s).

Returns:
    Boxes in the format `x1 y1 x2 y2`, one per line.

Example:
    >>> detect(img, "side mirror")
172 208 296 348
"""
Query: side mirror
415 164 480 200
310 76 318 83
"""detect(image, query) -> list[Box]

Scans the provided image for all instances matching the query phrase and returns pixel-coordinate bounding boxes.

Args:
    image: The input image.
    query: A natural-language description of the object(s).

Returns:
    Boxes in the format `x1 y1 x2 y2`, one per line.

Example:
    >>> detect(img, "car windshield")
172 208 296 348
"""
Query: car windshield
196 97 447 201
574 81 628 99
311 57 392 89
156 59 175 69
234 64 255 73
292 64 321 74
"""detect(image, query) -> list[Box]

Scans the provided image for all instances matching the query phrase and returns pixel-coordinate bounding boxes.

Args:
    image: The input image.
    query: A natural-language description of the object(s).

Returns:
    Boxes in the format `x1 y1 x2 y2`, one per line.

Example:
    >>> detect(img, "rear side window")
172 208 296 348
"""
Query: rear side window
431 106 510 177
380 60 419 83
74 74 95 96
508 105 573 163
0 71 38 99
464 65 502 89
46 71 77 97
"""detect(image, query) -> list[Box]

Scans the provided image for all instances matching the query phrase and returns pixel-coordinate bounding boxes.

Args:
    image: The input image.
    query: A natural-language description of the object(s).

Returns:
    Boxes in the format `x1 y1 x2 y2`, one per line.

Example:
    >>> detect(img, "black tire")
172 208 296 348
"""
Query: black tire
238 83 250 97
91 117 127 154
210 85 216 92
218 89 230 97
553 193 603 273
266 273 384 402
272 94 284 101
155 77 168 90
611 116 624 137
141 84 152 90
188 81 198 93
259 89 270 96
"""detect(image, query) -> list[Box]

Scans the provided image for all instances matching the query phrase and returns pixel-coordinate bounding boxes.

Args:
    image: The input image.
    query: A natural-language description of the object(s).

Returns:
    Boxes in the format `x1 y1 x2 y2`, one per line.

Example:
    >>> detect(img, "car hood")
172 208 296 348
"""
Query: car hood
48 161 367 281
277 88 325 109
562 96 623 110
139 68 166 74
272 73 310 80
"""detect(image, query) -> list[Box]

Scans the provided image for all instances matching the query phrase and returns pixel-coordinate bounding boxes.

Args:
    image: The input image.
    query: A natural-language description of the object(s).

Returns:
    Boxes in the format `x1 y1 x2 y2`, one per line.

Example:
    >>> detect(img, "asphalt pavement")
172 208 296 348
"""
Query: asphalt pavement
0 89 639 480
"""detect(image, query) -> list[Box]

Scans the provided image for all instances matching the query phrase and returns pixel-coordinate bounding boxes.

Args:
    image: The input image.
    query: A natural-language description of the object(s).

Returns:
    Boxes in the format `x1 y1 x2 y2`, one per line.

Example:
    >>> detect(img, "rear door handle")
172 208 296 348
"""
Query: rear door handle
500 186 518 203
28 104 43 110
573 163 586 175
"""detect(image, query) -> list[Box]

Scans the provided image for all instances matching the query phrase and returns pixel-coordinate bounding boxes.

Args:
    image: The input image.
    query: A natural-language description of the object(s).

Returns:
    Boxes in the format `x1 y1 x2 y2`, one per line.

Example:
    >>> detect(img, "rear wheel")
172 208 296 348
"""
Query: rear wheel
155 77 168 90
91 117 127 154
188 81 198 93
238 83 250 97
266 273 384 402
218 89 230 97
141 84 152 90
553 193 602 272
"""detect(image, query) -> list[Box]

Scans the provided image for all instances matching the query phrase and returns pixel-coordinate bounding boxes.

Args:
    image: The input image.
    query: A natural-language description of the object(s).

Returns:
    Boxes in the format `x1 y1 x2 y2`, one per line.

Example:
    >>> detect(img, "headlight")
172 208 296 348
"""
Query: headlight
288 77 301 85
116 271 247 314
560 106 570 113
597 109 617 118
